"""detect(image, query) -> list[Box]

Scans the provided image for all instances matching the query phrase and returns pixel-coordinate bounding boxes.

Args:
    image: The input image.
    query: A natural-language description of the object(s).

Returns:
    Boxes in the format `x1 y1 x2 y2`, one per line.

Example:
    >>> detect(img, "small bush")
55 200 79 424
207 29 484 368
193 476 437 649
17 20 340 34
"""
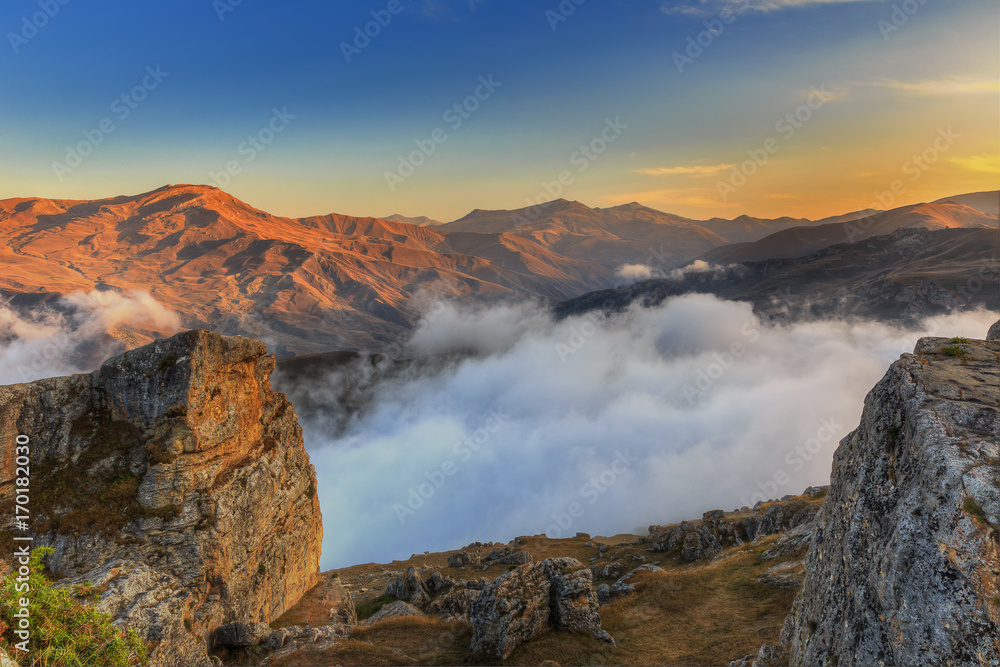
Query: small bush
0 547 148 666
951 337 970 344
940 345 968 358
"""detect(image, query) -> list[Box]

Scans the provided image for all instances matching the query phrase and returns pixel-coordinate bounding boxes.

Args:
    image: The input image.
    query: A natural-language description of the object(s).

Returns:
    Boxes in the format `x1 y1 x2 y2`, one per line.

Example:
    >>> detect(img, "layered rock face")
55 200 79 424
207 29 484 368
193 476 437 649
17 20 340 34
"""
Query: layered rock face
0 330 323 666
781 334 999 666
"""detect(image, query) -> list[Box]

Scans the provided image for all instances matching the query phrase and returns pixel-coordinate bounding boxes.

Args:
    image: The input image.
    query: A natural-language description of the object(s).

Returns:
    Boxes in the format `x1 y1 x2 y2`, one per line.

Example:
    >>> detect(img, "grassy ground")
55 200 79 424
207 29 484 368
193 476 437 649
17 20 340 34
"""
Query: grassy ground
269 530 802 666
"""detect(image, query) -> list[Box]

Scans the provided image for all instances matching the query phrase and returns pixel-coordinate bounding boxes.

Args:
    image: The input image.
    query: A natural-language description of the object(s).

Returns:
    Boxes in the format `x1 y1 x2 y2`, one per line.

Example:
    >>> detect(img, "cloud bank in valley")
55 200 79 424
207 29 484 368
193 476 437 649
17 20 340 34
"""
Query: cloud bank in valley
0 290 180 385
301 295 998 568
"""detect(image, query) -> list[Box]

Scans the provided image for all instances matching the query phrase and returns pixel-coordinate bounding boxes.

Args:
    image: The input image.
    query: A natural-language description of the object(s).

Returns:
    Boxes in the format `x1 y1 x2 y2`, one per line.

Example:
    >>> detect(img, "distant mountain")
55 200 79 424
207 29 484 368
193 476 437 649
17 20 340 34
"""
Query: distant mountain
699 202 997 265
442 199 727 270
0 185 613 355
382 214 444 227
557 227 999 324
3 185 995 356
932 190 999 216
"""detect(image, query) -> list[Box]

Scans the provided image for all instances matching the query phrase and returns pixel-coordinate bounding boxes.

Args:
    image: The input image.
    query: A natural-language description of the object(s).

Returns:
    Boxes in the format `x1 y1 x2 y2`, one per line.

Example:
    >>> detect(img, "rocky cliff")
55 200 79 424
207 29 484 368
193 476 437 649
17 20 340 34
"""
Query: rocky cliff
780 332 999 666
0 330 323 666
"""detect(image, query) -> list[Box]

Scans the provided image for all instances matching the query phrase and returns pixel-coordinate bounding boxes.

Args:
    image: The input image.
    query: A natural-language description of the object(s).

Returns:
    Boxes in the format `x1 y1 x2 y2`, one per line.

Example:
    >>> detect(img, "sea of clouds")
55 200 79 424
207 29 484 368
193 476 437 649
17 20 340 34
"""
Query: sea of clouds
1 288 994 571
295 295 997 568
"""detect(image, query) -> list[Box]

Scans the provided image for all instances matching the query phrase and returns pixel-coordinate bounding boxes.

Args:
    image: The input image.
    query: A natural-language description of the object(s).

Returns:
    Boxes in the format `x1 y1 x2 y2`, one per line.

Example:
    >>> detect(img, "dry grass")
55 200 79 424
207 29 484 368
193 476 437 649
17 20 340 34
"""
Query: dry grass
268 618 471 667
274 534 801 666
597 539 798 666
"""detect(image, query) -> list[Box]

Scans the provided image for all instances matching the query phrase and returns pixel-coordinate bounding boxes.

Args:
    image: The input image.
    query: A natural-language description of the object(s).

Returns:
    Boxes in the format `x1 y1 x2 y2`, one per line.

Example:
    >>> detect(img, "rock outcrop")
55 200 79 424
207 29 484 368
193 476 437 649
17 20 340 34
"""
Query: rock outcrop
781 334 999 665
648 496 823 562
0 330 323 666
469 557 613 659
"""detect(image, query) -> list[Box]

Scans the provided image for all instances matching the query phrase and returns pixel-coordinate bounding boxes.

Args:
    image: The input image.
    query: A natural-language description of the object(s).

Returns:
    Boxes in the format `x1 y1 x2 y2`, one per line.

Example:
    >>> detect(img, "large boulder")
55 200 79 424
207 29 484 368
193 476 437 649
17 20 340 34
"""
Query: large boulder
0 330 324 666
385 567 430 607
469 557 613 659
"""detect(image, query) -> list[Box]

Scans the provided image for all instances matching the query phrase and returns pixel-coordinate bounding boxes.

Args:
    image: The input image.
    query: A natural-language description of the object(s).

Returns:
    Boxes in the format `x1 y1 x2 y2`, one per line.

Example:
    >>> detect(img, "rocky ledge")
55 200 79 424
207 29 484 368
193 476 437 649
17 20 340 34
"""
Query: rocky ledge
734 330 999 667
0 330 323 666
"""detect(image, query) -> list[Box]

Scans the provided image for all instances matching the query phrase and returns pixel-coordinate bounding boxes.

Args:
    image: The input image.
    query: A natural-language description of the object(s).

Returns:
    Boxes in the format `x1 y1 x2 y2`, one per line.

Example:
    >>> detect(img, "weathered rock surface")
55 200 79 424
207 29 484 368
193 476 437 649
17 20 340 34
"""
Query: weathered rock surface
596 564 664 604
213 621 273 647
385 567 431 607
781 336 1000 665
0 330 323 666
425 587 481 621
987 318 1000 341
362 600 427 626
469 557 613 659
759 522 813 562
648 495 823 561
756 559 806 589
0 648 18 667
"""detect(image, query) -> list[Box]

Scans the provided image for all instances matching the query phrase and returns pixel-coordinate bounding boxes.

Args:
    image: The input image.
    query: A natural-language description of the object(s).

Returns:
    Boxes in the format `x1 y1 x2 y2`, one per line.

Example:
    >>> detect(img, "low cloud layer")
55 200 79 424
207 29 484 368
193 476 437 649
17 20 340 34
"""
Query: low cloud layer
302 295 997 568
0 290 180 385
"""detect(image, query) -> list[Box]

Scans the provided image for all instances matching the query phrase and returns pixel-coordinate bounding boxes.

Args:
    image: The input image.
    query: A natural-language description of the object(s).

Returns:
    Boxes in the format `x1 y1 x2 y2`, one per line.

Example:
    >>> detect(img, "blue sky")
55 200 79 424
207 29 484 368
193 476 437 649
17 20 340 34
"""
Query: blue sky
1 0 996 220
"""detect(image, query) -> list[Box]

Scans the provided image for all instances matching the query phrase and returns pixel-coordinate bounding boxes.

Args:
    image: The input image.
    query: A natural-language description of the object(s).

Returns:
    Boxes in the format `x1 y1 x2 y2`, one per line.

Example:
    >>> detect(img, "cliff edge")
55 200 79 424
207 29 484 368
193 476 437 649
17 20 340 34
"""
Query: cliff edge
780 333 999 665
0 330 323 666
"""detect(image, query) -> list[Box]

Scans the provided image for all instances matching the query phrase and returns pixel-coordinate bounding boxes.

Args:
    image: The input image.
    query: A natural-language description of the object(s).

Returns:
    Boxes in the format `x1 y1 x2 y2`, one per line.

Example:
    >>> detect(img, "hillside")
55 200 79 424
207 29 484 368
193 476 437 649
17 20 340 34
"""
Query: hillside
700 201 997 264
0 185 613 356
2 185 996 359
557 227 1000 324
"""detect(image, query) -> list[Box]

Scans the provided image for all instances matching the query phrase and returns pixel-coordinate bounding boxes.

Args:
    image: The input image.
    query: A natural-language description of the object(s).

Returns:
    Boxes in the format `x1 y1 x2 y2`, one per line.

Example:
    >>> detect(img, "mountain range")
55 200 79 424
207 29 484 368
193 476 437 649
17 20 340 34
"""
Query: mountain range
0 185 996 355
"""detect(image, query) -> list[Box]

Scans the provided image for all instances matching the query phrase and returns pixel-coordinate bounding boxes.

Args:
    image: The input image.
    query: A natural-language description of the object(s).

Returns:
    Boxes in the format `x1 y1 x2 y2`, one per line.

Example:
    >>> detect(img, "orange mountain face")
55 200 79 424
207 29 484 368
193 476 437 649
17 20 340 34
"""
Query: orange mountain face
1 184 996 356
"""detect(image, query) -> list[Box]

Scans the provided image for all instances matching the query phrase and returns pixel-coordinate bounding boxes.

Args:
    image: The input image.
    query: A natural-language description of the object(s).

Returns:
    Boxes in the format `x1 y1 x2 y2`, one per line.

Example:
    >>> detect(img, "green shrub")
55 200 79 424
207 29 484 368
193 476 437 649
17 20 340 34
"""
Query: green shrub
940 345 968 358
0 547 148 666
951 337 970 344
355 594 397 622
